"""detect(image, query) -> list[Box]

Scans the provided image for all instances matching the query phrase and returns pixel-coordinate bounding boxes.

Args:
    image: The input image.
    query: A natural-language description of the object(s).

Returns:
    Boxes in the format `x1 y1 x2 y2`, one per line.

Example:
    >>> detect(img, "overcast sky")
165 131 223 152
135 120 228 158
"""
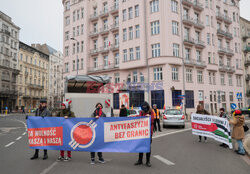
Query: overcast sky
0 0 250 52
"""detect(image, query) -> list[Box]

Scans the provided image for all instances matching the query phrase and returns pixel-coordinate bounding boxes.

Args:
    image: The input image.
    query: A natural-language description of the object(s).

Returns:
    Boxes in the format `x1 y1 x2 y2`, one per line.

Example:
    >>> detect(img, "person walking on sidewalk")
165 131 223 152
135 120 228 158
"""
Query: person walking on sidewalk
57 100 75 162
30 99 51 160
134 102 154 167
229 110 246 155
90 103 106 165
196 104 210 143
152 104 161 132
219 108 229 148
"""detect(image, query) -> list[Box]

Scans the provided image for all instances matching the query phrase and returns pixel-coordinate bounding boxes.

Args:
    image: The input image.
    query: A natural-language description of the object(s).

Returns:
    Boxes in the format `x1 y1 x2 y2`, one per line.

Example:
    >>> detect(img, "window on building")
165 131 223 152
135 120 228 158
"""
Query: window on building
228 74 233 86
150 0 159 13
65 16 70 26
172 21 179 35
135 5 139 17
128 7 133 19
173 43 179 57
136 47 140 60
129 48 134 60
135 25 140 38
123 28 127 41
185 90 194 108
123 49 127 62
197 70 203 83
151 21 160 35
171 0 178 13
72 60 76 71
94 57 98 69
172 67 178 81
207 33 210 45
220 74 225 85
152 43 160 57
114 73 120 84
113 93 120 109
81 58 84 69
186 69 192 82
122 9 127 21
104 55 108 68
140 72 144 82
133 71 137 82
65 31 69 40
151 90 164 109
115 53 119 66
153 67 162 81
185 48 190 60
172 90 182 107
129 27 133 40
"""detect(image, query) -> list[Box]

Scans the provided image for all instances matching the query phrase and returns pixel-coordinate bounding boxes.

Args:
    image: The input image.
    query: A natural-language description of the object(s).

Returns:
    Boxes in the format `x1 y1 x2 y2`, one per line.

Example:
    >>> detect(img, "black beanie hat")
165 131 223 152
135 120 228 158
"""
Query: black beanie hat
141 102 150 113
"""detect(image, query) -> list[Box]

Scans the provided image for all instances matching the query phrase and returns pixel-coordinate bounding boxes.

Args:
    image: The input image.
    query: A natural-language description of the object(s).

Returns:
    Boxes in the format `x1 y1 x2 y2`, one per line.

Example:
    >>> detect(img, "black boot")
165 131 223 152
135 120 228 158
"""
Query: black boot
30 150 39 160
146 152 151 167
134 153 143 165
43 150 48 160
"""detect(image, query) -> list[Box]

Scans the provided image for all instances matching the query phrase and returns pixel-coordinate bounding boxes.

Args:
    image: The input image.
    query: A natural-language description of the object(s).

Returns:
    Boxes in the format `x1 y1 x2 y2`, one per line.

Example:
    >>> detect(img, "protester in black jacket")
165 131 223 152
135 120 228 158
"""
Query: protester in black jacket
119 104 129 117
90 103 106 164
30 99 51 160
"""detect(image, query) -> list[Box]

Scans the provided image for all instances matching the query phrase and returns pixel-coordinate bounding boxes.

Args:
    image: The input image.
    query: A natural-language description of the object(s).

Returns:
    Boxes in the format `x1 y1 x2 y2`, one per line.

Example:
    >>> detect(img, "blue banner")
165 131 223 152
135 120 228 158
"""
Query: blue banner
27 116 151 153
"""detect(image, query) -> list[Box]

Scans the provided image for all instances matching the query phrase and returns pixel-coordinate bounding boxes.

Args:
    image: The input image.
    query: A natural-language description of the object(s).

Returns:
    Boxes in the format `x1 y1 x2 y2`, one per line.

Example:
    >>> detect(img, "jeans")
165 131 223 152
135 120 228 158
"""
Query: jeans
199 136 207 141
90 152 103 160
35 149 47 155
236 140 245 154
154 119 161 131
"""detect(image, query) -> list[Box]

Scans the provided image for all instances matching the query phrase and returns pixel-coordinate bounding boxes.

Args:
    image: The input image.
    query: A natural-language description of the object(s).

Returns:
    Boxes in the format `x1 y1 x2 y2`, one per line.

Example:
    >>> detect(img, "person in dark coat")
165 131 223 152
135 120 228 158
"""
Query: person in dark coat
219 108 229 148
119 104 129 117
57 100 75 162
90 103 106 164
30 99 51 160
134 102 154 167
196 104 210 143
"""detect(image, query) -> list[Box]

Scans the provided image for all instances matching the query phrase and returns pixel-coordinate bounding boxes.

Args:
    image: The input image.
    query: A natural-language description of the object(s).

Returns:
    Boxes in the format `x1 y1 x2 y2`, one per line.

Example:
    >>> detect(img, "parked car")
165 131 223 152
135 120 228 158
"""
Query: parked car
163 109 185 128
231 107 250 116
128 109 140 117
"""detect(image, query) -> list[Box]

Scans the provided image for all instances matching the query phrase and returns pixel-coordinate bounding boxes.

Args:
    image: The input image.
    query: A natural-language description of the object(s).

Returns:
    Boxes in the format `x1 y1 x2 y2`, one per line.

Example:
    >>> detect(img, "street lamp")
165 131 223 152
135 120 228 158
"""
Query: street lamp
70 38 79 75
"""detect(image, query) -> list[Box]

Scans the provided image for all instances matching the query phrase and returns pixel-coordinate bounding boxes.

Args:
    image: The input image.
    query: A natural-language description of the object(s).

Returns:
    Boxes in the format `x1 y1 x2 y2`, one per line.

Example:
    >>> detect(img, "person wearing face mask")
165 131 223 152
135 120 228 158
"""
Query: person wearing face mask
56 100 75 162
134 102 154 167
90 103 106 165
30 99 51 160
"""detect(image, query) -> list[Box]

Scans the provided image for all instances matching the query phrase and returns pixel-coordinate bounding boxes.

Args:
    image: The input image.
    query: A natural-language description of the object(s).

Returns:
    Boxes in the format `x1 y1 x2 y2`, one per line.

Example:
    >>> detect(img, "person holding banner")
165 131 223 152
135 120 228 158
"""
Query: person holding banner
219 108 229 148
90 103 106 164
196 104 210 143
30 99 51 160
134 102 154 167
229 110 246 155
119 104 129 117
57 100 75 162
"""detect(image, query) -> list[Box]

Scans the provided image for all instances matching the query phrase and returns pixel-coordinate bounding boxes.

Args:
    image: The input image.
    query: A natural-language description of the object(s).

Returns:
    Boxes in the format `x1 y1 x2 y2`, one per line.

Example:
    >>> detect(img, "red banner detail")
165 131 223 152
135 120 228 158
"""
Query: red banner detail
28 127 63 147
192 123 218 132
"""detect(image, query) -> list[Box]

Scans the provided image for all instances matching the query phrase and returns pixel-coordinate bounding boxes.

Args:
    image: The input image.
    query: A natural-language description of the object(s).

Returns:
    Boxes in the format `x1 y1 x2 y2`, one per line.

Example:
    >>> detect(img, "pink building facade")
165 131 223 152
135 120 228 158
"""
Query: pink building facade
62 0 244 115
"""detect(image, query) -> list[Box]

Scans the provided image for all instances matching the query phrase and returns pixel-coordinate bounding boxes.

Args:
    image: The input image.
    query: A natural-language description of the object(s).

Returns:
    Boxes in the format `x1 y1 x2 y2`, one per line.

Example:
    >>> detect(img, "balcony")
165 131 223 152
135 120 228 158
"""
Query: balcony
99 46 110 54
110 5 119 15
25 71 29 76
90 48 99 56
28 84 44 89
218 47 227 55
0 29 10 36
244 46 250 53
89 30 99 38
216 12 224 21
88 63 119 73
246 75 250 81
182 15 194 26
194 40 205 49
99 9 109 18
195 60 206 68
99 26 109 35
224 15 232 24
193 1 204 11
245 60 250 66
1 75 10 82
183 37 195 46
217 29 233 40
225 48 234 56
193 19 204 29
110 44 119 51
110 23 119 32
219 65 235 73
89 13 99 21
23 95 31 99
182 0 193 7
184 59 196 66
